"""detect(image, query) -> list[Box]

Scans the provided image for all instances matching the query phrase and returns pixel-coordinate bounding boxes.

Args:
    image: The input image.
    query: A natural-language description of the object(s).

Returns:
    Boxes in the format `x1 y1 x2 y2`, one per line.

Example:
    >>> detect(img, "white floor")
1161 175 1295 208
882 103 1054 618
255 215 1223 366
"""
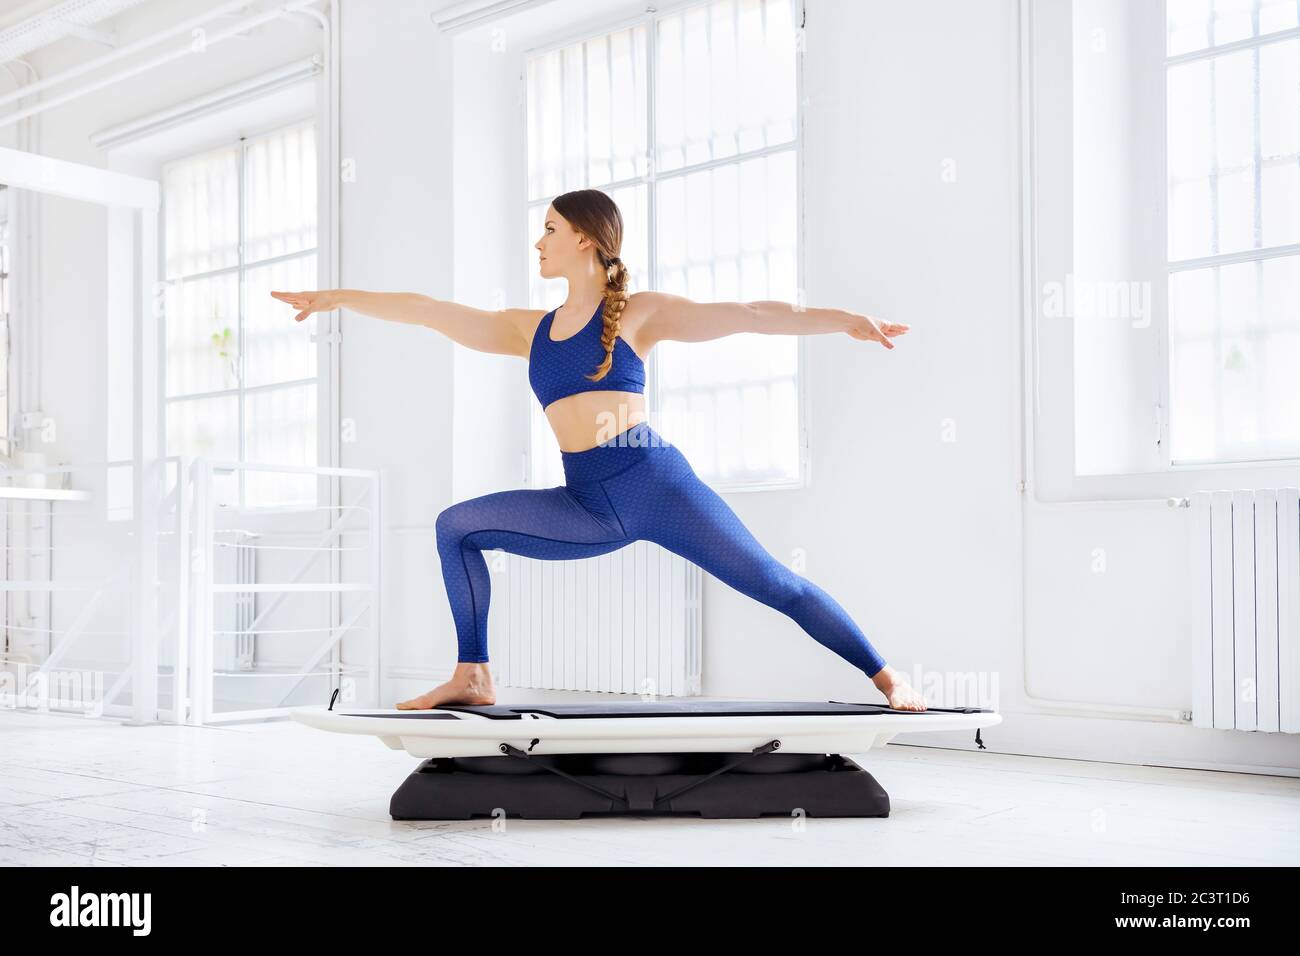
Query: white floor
2 708 1297 866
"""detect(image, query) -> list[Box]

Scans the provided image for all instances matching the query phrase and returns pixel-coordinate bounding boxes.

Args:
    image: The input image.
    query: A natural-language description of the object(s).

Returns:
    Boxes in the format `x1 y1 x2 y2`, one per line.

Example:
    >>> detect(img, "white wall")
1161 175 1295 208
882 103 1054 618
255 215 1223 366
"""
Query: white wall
449 15 535 503
336 0 460 685
785 0 1022 710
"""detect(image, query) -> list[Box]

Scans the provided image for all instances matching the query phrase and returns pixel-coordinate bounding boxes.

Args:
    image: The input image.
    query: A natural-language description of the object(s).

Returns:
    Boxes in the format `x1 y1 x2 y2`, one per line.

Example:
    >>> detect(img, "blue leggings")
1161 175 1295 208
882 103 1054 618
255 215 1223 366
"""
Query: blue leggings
434 422 886 678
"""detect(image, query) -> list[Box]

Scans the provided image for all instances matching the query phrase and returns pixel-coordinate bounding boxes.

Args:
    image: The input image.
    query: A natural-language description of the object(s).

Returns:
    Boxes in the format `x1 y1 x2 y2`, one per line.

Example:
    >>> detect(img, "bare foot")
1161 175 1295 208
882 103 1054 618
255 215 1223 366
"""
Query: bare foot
871 665 927 711
396 662 497 709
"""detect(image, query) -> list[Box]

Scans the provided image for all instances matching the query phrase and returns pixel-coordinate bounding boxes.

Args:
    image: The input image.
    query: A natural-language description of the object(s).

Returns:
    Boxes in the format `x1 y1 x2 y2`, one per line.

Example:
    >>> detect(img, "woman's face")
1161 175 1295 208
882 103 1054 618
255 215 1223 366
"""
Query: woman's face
535 206 585 279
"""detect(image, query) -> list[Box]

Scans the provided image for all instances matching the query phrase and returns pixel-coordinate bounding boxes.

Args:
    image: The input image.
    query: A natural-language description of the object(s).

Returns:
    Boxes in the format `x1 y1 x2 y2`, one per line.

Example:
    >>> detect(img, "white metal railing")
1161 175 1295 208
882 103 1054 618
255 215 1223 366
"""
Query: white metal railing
1 455 382 726
185 458 382 725
0 458 162 720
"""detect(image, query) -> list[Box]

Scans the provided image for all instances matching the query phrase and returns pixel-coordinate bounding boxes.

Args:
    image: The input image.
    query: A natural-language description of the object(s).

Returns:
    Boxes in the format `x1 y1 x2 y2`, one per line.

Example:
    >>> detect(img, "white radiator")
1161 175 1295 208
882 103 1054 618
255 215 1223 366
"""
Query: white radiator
487 540 702 696
213 530 256 672
1191 489 1300 733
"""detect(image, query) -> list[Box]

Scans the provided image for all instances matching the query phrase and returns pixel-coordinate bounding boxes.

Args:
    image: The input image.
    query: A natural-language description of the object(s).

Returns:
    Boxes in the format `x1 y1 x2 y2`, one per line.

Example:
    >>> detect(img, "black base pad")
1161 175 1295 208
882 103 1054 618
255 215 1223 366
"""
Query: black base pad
389 751 890 820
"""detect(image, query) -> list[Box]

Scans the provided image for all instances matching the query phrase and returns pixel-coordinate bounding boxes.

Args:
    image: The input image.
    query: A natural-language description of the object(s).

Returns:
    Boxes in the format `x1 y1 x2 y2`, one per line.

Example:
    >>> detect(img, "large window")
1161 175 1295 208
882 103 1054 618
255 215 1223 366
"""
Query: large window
162 119 320 507
1166 0 1300 464
0 218 8 460
524 0 804 490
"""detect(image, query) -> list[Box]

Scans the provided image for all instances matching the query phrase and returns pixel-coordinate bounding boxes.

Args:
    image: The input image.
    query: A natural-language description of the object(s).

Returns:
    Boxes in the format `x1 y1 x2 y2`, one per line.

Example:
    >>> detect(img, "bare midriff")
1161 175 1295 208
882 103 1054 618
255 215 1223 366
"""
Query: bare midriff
543 390 649 452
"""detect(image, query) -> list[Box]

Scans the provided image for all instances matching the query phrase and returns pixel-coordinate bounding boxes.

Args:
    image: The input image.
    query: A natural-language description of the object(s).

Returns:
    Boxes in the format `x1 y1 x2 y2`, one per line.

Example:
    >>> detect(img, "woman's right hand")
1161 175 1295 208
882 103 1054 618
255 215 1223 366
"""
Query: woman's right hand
270 289 341 323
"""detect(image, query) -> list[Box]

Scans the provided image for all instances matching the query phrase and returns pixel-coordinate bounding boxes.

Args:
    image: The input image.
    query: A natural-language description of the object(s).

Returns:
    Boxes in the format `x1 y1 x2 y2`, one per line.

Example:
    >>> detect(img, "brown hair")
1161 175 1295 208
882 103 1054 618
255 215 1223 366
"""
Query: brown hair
551 189 630 382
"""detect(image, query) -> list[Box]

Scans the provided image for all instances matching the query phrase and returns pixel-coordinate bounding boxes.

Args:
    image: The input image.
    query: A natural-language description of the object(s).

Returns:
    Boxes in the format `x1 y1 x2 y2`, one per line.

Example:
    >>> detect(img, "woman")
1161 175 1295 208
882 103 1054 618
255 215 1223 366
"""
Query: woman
272 189 924 711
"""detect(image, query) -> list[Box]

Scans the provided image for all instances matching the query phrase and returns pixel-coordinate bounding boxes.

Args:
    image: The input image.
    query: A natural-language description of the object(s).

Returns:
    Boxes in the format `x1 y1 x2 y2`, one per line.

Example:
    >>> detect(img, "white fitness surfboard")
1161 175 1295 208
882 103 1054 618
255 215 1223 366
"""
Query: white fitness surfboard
290 698 1002 759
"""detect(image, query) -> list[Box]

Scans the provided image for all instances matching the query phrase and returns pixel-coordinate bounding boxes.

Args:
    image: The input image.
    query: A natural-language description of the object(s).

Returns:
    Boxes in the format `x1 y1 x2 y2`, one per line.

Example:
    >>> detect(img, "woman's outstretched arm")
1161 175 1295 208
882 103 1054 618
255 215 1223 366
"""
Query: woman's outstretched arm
270 289 542 357
632 290 908 350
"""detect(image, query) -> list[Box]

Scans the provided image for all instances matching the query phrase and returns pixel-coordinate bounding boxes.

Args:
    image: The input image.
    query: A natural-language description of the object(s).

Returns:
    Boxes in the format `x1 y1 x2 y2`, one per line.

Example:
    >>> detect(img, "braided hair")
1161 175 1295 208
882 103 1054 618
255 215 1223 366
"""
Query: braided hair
551 189 630 383
587 252 630 382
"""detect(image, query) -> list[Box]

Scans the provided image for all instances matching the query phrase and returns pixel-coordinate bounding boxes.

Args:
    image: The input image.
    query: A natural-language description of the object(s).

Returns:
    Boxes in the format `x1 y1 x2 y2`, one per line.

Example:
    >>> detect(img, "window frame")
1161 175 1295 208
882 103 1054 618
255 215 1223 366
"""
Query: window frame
158 115 324 509
520 0 810 494
1024 0 1300 505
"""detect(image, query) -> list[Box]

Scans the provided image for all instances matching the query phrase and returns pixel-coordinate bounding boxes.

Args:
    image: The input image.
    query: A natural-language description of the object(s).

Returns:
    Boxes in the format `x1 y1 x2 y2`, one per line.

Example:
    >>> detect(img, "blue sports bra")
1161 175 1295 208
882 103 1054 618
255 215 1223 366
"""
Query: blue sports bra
528 299 646 409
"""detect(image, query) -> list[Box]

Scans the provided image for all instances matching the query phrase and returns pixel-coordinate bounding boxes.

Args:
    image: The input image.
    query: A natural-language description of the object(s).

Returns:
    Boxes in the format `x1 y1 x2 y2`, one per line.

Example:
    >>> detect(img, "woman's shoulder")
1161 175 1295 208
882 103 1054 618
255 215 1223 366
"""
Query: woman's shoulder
517 307 554 345
618 292 658 359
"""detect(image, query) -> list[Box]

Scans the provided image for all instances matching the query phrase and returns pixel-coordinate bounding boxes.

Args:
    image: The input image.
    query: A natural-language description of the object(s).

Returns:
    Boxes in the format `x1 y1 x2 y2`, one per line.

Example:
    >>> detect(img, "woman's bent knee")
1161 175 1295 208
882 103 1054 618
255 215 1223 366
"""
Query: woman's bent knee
435 503 472 544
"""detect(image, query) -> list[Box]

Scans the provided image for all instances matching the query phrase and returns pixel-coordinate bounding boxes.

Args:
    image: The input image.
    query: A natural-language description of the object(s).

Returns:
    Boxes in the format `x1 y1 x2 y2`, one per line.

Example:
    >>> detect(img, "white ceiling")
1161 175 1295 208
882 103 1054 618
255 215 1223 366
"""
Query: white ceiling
0 0 154 63
0 0 66 32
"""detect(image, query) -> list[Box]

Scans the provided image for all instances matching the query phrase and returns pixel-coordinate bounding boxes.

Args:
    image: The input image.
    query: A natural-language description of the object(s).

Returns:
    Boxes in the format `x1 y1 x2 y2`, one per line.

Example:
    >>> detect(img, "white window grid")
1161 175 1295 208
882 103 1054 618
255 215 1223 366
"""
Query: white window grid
1164 0 1300 465
522 0 808 492
160 117 321 508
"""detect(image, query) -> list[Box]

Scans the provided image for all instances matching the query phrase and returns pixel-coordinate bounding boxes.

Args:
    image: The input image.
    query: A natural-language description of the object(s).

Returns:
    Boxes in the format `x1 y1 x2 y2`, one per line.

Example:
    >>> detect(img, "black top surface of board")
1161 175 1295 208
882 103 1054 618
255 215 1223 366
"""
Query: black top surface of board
340 699 992 720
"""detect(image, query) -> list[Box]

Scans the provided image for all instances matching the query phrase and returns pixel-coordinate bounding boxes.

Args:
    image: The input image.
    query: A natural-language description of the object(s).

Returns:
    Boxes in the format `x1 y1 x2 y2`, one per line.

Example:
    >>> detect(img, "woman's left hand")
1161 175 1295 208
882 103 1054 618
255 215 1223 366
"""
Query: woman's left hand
846 313 909 349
